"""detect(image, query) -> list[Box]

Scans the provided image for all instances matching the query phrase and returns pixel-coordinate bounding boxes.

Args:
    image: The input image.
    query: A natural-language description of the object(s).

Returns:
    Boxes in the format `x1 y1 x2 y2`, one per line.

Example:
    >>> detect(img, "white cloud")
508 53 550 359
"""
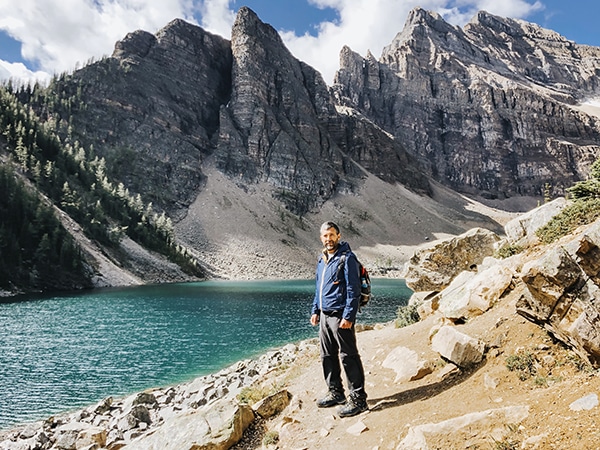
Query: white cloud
0 0 199 82
0 60 51 86
0 0 545 85
198 0 236 38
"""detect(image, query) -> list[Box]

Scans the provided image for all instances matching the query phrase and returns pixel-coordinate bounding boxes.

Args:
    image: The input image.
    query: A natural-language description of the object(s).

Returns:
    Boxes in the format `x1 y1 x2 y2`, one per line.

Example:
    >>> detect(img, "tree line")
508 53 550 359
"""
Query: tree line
0 82 203 293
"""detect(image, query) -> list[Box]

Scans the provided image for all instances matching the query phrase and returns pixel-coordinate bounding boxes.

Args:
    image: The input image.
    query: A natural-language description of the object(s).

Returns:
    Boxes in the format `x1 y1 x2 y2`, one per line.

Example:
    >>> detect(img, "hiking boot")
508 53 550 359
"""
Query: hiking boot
316 391 346 408
337 396 368 418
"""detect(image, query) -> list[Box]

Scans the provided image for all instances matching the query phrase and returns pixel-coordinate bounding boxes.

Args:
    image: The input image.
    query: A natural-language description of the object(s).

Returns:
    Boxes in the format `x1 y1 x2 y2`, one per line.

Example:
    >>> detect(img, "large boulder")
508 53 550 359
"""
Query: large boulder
504 198 567 245
437 264 514 321
518 246 582 322
517 220 600 366
403 228 501 292
122 399 254 450
431 326 485 368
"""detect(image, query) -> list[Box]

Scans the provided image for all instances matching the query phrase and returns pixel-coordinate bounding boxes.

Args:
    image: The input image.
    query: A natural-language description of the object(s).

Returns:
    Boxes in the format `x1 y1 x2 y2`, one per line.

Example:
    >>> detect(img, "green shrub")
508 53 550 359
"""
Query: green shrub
535 198 600 244
396 303 420 328
535 157 600 244
506 351 537 381
237 386 267 405
237 381 285 405
262 431 279 446
495 243 523 259
568 158 600 199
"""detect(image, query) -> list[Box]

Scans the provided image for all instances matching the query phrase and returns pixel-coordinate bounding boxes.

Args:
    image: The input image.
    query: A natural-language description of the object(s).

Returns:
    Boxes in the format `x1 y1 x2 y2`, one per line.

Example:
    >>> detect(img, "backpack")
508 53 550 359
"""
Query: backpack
336 252 372 310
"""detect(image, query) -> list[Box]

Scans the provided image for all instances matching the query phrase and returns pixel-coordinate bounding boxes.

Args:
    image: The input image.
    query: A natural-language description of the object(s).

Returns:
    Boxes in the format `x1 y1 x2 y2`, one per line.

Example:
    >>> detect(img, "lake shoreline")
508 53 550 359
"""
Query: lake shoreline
0 279 408 433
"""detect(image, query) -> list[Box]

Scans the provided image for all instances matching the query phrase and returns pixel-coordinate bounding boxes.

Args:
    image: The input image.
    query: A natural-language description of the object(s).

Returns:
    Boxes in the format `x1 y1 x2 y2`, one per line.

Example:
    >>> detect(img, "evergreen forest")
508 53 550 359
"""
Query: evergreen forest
0 81 202 293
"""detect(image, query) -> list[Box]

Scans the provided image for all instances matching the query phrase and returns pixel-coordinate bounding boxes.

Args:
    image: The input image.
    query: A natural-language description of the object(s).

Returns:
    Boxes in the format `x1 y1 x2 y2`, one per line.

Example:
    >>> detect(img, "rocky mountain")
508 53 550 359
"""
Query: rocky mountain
2 6 600 290
333 8 600 200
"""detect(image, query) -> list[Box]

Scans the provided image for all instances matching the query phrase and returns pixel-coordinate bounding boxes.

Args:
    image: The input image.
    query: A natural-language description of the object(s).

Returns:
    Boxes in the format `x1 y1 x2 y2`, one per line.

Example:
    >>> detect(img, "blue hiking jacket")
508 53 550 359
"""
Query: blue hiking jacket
311 241 361 322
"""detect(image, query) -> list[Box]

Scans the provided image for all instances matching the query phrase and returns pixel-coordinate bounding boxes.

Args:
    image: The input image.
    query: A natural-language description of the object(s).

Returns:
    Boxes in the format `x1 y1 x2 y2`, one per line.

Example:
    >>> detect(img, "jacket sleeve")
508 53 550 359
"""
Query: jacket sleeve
343 252 361 322
311 259 321 316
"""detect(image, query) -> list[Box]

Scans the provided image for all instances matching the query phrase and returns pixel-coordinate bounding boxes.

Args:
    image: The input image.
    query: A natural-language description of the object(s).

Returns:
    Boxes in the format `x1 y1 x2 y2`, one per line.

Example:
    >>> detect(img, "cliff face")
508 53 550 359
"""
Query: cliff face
333 8 600 200
215 8 348 214
47 6 600 216
215 8 429 214
60 19 233 215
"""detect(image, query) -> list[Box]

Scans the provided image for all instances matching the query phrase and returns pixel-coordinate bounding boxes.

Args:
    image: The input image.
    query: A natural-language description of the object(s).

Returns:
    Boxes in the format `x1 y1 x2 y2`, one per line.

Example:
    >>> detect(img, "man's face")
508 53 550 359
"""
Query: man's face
320 226 341 252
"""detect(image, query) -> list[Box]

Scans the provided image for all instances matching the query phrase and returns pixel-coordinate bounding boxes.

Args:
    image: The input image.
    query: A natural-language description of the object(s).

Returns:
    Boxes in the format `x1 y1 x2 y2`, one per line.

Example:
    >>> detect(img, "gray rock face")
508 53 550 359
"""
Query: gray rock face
61 18 233 215
403 228 501 292
36 6 600 222
216 7 428 214
215 7 345 214
333 7 600 201
517 220 600 366
50 7 431 217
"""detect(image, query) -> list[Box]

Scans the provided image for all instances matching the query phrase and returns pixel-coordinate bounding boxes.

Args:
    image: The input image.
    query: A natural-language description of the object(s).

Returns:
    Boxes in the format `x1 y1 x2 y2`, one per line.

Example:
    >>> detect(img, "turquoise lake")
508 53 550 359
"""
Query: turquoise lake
0 278 411 429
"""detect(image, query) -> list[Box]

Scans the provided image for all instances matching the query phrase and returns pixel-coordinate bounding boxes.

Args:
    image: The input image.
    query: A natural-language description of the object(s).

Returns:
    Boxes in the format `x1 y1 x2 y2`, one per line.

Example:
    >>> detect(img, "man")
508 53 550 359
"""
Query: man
310 221 368 418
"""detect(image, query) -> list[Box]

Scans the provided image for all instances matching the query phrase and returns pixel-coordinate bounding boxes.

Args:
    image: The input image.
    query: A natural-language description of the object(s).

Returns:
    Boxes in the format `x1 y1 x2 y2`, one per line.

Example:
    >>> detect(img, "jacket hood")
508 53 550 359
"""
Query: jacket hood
337 241 351 253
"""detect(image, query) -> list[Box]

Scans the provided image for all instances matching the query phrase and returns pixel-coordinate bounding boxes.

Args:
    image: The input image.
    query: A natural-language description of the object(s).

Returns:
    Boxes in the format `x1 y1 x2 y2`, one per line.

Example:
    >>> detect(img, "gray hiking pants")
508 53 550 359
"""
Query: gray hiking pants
319 311 367 400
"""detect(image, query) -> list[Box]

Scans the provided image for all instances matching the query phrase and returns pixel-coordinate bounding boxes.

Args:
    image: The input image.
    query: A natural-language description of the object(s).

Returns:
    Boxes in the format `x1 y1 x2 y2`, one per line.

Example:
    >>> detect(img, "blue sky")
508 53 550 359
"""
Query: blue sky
0 0 598 86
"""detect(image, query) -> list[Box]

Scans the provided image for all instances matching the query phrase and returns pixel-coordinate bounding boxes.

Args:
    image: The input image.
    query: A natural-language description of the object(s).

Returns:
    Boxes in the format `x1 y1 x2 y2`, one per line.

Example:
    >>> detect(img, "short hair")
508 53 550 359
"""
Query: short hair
320 221 340 233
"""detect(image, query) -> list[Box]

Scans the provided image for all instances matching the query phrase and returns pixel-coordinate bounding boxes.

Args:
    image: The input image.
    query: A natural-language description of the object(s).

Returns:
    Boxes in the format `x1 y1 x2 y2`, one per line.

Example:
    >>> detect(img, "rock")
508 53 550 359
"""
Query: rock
403 228 501 292
396 405 529 450
483 373 499 390
132 392 158 408
569 393 599 411
92 397 113 415
106 429 124 449
519 247 582 321
17 422 42 440
504 198 567 245
431 326 486 368
76 426 107 449
252 390 292 419
53 428 79 450
437 264 514 320
437 363 460 380
122 399 254 450
51 422 106 450
516 225 600 366
382 346 434 382
408 290 437 307
573 222 600 285
346 420 368 436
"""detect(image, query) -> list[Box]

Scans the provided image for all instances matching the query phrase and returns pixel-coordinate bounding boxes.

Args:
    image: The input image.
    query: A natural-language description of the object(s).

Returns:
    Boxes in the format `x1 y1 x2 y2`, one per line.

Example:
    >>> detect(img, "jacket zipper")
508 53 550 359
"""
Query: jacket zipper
319 256 328 311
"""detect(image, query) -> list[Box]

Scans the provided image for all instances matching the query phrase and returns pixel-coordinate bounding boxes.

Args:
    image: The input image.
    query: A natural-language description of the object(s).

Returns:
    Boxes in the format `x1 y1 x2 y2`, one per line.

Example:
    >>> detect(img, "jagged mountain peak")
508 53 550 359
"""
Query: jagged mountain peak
232 6 284 49
112 17 230 63
404 6 445 27
466 10 569 44
334 6 600 202
385 6 462 47
381 6 478 72
112 29 156 59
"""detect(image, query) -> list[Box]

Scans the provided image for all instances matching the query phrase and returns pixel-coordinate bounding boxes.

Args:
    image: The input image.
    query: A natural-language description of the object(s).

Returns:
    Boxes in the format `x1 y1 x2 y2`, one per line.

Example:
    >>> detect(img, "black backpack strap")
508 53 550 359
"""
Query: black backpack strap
335 252 347 280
